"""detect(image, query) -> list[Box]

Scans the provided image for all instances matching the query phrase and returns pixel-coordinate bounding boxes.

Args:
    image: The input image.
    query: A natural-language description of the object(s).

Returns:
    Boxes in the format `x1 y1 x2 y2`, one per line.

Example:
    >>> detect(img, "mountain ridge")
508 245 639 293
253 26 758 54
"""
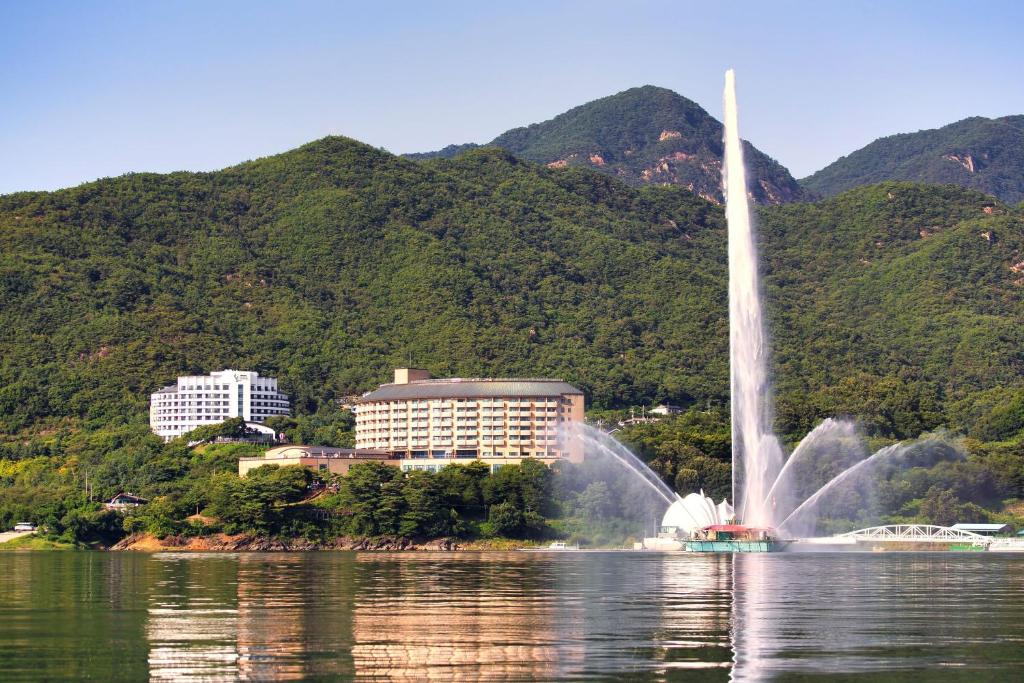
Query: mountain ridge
801 115 1024 204
406 85 812 205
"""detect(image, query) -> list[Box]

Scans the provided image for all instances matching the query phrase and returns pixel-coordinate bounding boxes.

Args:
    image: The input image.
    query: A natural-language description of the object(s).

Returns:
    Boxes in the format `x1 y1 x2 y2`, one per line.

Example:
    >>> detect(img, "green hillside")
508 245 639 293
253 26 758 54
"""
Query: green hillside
3 136 1024 541
1 139 1022 442
802 115 1024 204
407 86 811 205
761 183 1024 442
0 137 730 435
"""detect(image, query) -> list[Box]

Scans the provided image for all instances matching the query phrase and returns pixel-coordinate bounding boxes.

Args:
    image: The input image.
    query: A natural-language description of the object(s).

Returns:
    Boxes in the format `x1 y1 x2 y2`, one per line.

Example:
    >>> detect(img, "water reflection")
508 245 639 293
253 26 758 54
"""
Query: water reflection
730 553 1024 680
3 551 1024 681
236 554 353 679
146 553 359 680
350 553 582 680
349 552 736 681
146 553 241 681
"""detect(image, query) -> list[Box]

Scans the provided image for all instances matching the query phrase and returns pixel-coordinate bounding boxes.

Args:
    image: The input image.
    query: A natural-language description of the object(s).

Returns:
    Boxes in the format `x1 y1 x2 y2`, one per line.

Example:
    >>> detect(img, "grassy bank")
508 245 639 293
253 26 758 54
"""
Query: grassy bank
0 534 76 551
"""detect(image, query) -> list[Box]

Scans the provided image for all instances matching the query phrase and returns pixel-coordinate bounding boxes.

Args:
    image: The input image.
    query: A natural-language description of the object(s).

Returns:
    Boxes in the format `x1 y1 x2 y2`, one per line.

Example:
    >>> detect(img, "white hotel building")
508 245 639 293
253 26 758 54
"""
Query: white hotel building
149 369 290 441
355 368 585 472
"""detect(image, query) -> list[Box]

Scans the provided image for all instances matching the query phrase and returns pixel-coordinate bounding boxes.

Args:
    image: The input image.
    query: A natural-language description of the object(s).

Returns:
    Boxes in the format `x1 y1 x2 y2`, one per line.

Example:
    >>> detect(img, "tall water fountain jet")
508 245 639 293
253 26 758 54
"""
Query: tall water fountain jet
723 69 784 527
554 72 966 551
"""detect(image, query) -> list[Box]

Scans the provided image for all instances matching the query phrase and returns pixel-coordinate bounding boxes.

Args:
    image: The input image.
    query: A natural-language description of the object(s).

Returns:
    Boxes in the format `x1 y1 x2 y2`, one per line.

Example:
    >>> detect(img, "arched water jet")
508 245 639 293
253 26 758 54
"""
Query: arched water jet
560 422 678 506
762 419 863 524
778 436 965 537
777 443 905 537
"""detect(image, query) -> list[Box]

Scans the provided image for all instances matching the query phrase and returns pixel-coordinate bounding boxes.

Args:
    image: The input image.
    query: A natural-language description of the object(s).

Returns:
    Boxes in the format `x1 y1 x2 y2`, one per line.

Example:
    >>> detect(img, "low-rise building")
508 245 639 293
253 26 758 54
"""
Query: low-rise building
951 523 1013 536
150 369 290 442
105 493 148 510
355 368 585 473
238 445 398 477
649 404 683 416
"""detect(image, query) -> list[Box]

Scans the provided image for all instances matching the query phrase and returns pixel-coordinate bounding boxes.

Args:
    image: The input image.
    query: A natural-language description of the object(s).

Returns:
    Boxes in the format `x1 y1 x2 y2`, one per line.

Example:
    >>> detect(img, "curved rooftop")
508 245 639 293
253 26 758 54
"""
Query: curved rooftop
662 493 734 534
358 378 583 402
263 445 390 459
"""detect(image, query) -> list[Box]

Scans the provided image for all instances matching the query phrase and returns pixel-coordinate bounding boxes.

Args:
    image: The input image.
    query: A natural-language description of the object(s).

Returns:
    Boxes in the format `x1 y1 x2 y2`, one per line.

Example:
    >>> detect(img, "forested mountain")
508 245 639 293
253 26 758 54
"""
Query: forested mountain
760 183 1023 443
0 138 730 434
4 134 1024 542
802 115 1024 204
2 136 1022 447
406 86 811 205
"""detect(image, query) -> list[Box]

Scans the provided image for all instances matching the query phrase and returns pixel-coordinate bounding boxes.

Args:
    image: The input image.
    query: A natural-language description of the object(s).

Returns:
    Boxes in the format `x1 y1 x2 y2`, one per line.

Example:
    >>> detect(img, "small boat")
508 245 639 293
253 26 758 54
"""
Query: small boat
546 541 579 551
519 541 580 551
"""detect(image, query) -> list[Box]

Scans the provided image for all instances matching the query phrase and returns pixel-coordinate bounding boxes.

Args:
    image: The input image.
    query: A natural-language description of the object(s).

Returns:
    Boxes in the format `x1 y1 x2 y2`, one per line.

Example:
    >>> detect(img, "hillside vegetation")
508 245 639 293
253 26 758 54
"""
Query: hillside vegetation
2 135 1024 541
4 136 1021 444
0 138 728 435
408 86 811 205
802 115 1024 204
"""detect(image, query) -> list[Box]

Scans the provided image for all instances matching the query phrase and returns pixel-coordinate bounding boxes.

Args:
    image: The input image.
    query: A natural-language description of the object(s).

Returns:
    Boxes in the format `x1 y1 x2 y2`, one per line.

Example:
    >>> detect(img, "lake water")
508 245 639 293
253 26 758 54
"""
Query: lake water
1 551 1022 681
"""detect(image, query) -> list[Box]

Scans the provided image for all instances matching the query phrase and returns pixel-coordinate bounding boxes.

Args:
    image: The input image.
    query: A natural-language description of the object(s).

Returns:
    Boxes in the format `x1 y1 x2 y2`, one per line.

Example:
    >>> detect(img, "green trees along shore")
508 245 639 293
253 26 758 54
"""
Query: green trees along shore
2 402 1022 549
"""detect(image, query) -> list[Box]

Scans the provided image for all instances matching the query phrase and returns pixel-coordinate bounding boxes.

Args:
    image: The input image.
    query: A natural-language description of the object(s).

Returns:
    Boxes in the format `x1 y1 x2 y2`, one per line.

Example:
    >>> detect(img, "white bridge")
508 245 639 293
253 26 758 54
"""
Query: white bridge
798 528 991 548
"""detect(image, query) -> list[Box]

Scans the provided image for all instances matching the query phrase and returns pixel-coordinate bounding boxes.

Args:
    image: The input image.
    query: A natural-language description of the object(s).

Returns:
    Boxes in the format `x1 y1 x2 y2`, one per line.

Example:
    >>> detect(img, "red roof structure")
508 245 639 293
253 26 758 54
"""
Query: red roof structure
704 524 770 533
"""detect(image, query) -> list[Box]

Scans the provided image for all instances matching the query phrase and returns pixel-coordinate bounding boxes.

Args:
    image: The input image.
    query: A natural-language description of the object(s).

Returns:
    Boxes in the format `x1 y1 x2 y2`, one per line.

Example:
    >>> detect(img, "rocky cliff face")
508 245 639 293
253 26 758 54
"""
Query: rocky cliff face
406 86 812 205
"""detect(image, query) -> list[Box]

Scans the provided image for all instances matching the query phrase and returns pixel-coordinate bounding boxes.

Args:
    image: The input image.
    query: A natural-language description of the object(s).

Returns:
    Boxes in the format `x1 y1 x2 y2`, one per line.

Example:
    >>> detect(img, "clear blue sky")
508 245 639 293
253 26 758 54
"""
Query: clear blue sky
3 0 1023 194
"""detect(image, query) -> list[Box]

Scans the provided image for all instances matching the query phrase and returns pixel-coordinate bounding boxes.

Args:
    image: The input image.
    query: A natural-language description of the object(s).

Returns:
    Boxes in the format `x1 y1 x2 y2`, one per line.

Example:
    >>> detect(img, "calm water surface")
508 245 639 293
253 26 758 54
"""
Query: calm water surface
1 551 1022 681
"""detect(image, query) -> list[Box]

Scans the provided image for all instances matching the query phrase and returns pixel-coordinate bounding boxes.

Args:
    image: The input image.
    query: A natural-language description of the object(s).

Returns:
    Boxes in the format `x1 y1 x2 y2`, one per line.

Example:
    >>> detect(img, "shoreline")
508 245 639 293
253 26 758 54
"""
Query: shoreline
2 532 631 552
107 532 541 552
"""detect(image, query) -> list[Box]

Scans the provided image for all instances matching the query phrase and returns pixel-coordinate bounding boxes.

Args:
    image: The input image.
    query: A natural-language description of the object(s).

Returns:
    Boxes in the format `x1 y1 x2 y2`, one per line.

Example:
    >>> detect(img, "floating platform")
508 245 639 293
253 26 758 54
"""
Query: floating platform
686 539 780 552
685 524 780 553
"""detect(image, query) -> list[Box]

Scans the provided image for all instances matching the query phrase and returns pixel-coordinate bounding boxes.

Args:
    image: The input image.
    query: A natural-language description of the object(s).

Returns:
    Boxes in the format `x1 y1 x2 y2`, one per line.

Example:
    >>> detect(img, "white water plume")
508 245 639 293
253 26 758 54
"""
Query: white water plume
720 71 962 538
762 418 864 525
560 422 678 506
724 68 783 527
777 436 965 537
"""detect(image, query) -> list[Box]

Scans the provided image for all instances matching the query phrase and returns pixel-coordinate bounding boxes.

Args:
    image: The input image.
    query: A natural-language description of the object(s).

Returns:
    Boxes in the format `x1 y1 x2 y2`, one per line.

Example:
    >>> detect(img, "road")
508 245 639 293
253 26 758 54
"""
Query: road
0 531 34 544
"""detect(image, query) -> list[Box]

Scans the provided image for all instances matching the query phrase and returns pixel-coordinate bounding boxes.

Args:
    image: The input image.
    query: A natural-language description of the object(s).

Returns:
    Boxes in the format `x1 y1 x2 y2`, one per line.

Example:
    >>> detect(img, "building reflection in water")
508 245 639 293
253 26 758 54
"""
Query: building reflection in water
146 553 359 680
146 553 242 681
350 552 585 680
235 553 356 679
143 551 739 681
350 552 735 680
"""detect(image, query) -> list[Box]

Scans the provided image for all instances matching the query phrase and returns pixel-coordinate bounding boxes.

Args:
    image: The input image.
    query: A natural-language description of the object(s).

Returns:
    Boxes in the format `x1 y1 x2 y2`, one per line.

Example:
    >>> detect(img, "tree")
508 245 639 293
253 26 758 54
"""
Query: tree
575 481 613 521
487 502 524 537
436 461 489 517
674 468 699 494
178 418 247 445
400 470 451 538
518 459 555 517
206 465 311 535
919 486 961 526
335 462 404 536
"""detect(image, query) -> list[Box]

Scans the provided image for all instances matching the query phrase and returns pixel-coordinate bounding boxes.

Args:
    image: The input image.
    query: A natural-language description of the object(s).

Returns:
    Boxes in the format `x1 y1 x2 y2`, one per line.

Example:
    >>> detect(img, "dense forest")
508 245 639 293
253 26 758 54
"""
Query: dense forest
801 115 1024 204
407 86 810 204
2 131 1024 546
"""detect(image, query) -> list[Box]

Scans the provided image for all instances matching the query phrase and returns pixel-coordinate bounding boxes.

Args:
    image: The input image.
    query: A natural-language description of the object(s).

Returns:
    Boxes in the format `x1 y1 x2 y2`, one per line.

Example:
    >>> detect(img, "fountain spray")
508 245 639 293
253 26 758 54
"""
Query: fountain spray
723 69 785 527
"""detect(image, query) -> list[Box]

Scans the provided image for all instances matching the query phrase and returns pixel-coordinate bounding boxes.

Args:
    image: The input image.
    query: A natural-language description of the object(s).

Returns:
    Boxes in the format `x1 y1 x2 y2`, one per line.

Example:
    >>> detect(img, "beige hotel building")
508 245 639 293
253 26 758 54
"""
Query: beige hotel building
354 369 585 472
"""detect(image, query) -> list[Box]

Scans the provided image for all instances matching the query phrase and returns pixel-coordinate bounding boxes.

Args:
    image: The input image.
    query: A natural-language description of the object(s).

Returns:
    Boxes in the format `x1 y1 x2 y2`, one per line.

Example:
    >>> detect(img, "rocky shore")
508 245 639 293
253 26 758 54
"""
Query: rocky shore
110 532 469 552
